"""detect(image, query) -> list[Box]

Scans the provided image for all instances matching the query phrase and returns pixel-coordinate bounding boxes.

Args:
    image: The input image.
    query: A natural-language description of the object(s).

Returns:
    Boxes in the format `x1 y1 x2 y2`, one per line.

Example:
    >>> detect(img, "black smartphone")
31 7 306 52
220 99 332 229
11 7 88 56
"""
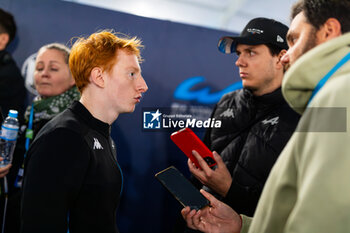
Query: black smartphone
155 166 209 210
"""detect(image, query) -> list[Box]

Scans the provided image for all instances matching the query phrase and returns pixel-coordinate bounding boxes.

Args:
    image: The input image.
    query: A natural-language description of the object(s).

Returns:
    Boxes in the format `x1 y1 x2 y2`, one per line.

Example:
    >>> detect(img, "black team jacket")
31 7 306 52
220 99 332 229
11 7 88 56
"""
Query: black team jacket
203 88 300 216
21 101 122 233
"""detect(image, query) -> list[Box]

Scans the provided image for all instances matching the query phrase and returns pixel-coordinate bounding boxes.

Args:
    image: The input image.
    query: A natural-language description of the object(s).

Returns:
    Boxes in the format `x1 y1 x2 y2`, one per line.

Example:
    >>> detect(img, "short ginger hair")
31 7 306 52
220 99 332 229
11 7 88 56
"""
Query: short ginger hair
69 30 143 93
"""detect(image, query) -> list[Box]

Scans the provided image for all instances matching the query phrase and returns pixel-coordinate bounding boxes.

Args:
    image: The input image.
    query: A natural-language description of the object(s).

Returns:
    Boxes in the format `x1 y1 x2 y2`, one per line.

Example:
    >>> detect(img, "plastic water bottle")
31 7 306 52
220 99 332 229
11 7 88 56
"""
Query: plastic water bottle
0 110 19 167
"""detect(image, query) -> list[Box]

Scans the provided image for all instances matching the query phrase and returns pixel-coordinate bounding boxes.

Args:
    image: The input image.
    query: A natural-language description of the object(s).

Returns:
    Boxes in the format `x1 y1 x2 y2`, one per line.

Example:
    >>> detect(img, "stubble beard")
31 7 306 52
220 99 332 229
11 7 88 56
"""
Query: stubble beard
284 27 318 72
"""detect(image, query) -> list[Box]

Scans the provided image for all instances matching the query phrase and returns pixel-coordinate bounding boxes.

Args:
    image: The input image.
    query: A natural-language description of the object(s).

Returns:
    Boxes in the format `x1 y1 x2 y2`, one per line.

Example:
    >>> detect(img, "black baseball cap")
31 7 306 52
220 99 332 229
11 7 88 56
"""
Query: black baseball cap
218 17 289 54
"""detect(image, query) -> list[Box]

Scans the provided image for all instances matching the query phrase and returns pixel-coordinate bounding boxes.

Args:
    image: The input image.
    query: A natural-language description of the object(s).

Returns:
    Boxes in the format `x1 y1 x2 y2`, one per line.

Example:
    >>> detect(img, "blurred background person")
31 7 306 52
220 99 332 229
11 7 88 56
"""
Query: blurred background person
0 43 79 233
0 8 26 124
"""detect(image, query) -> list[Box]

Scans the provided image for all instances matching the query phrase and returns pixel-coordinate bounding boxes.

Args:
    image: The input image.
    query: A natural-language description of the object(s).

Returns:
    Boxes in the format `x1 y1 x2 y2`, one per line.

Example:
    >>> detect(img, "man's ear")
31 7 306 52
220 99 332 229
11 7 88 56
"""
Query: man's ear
90 67 105 88
318 18 342 43
276 49 287 70
0 33 9 51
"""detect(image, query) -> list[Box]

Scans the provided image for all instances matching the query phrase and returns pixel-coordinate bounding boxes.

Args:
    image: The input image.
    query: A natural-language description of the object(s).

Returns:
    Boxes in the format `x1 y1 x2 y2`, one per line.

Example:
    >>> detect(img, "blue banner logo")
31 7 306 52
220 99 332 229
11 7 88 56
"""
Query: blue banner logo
174 76 242 104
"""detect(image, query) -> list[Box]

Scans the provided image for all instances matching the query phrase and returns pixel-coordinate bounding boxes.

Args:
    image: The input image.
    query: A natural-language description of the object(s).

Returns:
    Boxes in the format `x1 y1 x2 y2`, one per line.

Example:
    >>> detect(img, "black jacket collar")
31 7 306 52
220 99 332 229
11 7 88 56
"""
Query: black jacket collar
69 101 111 138
252 87 285 106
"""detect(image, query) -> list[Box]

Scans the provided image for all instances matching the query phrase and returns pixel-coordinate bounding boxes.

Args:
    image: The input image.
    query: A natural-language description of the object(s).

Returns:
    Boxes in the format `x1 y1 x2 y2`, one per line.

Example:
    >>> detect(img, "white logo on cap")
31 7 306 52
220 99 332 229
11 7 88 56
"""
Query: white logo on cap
277 35 284 43
247 28 264 34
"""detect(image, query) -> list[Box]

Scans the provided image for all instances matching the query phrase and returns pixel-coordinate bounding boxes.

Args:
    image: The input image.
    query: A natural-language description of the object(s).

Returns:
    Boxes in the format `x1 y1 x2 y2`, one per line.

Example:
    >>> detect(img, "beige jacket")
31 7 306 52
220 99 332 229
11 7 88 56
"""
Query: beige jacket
242 32 350 233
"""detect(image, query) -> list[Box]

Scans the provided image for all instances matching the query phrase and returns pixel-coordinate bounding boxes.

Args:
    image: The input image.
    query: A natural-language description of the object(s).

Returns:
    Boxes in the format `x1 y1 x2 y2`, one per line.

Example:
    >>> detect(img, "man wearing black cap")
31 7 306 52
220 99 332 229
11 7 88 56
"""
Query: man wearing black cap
186 17 300 217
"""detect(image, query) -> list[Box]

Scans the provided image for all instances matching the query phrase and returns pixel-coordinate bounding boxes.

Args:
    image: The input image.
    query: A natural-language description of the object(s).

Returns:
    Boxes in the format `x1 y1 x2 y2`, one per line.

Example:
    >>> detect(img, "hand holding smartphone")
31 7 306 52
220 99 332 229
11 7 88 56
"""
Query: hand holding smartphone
155 166 209 210
170 128 217 169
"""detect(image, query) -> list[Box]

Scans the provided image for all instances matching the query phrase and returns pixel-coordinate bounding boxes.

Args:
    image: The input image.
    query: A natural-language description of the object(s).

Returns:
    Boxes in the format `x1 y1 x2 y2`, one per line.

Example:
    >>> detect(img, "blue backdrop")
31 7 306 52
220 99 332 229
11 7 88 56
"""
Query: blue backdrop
0 0 241 232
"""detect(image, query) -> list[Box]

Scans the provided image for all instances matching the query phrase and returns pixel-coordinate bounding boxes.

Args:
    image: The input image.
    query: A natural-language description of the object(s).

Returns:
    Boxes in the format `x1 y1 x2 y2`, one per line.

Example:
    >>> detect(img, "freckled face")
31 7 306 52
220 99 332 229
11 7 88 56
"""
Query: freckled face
103 49 148 114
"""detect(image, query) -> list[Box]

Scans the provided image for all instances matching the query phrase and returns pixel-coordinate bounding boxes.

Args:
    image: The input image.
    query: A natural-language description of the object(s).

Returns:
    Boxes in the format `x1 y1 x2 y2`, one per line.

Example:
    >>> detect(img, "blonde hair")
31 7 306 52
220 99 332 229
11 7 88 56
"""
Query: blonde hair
37 43 70 64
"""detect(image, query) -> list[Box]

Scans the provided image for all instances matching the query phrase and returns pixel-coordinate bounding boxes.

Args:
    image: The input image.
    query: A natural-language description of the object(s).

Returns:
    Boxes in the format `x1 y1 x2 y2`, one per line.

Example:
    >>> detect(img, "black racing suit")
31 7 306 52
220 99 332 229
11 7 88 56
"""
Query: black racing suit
21 101 123 233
